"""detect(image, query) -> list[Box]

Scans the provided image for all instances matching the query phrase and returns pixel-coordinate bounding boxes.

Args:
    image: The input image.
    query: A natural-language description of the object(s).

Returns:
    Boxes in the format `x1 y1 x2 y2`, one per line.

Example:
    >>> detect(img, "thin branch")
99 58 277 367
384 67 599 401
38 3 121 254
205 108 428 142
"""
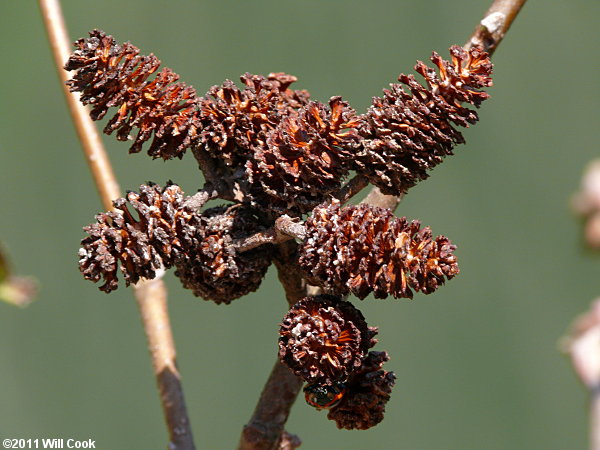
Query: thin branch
272 240 309 308
39 1 195 448
465 0 528 55
335 174 369 204
183 184 220 211
238 241 307 450
190 147 220 189
362 187 405 211
190 147 241 202
234 216 306 253
238 360 303 450
133 279 195 450
38 0 119 211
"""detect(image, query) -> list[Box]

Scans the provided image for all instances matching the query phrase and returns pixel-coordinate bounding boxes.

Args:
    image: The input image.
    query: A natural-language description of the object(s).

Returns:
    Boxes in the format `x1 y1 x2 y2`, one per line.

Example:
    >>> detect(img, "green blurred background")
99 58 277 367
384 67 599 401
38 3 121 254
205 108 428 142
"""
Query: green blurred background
1 1 599 448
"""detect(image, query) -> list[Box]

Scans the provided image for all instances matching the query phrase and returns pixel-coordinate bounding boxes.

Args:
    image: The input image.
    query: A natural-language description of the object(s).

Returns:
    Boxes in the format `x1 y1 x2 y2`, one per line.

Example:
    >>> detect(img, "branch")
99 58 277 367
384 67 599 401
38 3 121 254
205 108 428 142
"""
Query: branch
133 279 195 449
238 241 306 450
39 1 195 448
272 241 309 308
183 184 220 211
190 147 241 202
238 360 303 450
234 216 306 253
335 174 370 204
465 0 528 55
38 0 119 211
362 187 405 211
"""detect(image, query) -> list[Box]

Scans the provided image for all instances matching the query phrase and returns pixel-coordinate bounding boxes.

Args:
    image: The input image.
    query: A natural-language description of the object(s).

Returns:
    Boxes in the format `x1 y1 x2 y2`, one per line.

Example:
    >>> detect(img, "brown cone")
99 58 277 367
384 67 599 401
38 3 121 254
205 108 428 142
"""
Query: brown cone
247 97 361 213
65 30 201 160
299 200 459 299
278 295 377 385
198 73 310 169
327 351 396 430
78 183 199 293
174 205 273 304
356 45 493 195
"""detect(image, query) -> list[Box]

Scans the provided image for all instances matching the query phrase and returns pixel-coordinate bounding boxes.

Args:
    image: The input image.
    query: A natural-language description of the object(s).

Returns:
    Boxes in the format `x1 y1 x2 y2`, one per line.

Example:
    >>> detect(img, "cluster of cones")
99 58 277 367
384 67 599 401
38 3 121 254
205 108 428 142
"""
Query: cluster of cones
69 30 493 429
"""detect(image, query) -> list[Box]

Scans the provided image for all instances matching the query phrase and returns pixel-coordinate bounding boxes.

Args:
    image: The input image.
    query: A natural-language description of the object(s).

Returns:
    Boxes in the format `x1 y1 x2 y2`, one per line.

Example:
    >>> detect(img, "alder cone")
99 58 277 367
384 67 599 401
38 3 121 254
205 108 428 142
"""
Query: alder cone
327 351 396 430
174 205 273 304
198 72 310 169
356 45 493 195
79 183 199 293
247 97 361 214
299 200 459 299
278 295 378 385
65 30 201 160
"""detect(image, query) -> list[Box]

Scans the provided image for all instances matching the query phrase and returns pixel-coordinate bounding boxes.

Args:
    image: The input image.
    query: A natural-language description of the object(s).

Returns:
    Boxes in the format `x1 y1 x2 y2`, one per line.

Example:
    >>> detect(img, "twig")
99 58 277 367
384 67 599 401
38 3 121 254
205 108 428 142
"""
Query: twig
183 184 220 211
134 279 195 450
335 174 370 204
272 241 309 308
238 360 303 450
362 187 405 211
38 0 119 212
190 147 240 202
190 147 220 189
234 216 306 253
39 1 195 448
465 0 528 55
238 241 306 450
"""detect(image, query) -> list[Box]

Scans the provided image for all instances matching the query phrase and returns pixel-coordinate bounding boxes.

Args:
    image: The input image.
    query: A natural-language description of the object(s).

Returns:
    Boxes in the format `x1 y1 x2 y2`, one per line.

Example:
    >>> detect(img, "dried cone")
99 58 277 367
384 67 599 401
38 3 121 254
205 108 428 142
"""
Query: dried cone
65 29 201 160
174 205 273 304
199 72 310 168
327 351 396 430
299 200 459 299
78 183 199 293
279 295 378 385
356 45 493 195
248 97 361 213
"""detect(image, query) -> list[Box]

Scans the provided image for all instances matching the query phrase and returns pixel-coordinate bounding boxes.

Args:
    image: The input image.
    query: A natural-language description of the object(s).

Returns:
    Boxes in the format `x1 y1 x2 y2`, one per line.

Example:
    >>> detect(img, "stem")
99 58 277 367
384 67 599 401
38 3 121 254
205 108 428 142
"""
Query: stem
190 147 220 189
465 0 528 55
238 361 303 450
238 241 306 450
134 279 195 450
38 0 119 211
234 216 306 253
183 184 220 211
190 147 240 202
362 187 405 211
272 241 308 308
39 1 195 448
335 174 369 204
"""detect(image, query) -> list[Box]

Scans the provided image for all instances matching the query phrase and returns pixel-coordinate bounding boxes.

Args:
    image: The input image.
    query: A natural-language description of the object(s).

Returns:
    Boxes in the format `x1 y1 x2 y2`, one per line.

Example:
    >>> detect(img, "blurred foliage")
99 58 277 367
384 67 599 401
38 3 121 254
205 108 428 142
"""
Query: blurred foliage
0 244 37 307
1 1 599 448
